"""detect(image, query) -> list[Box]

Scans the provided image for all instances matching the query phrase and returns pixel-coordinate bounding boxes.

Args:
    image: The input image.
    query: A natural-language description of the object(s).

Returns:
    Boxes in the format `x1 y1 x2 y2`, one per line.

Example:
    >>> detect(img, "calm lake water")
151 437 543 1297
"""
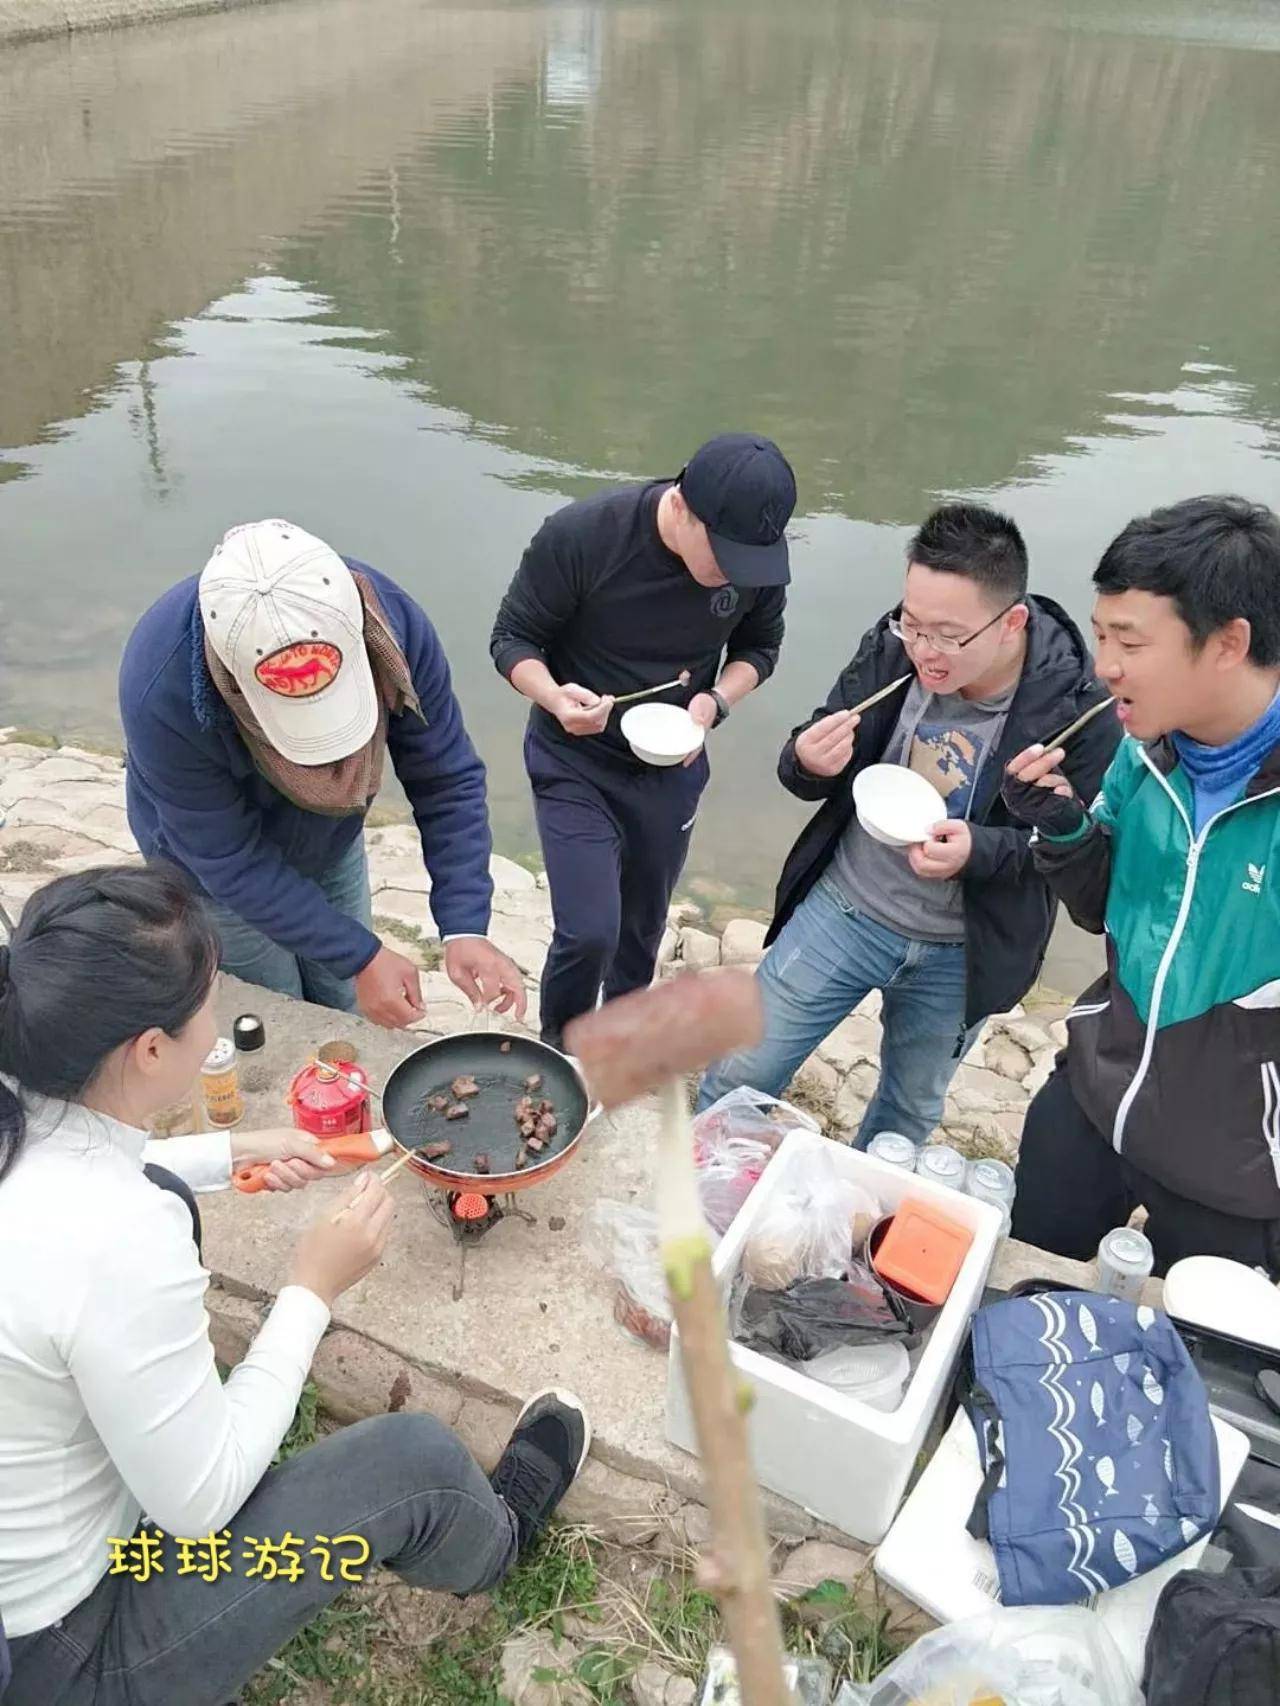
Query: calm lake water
2 0 1279 968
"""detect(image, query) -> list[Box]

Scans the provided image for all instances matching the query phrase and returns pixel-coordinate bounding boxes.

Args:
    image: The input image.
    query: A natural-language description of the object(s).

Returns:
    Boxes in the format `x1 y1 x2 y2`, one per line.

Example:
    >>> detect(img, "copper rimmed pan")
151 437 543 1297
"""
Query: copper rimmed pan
379 1032 594 1194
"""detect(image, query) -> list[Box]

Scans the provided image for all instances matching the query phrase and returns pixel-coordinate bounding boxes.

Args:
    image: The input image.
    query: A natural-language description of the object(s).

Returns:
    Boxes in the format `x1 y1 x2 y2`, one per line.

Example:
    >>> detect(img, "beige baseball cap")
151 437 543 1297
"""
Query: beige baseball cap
199 520 378 765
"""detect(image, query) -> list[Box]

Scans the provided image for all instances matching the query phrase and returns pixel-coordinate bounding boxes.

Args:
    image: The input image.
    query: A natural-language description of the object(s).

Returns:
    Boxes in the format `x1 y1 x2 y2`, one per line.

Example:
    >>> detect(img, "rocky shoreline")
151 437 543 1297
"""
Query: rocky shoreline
0 0 288 50
0 730 1067 1160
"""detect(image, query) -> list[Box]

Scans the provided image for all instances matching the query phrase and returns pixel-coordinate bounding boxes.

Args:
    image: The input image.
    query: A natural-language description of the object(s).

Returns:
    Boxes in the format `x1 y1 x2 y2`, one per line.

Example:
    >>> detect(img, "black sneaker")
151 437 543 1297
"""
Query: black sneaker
490 1388 591 1552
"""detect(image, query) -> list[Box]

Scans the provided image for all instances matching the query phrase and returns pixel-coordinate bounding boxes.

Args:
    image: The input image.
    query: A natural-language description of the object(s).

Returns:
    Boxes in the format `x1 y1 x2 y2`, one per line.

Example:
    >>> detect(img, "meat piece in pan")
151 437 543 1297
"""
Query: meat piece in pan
472 1152 491 1175
523 1074 542 1092
499 1040 513 1054
428 1094 449 1114
445 1102 470 1121
450 1075 480 1100
535 1113 558 1141
513 1095 536 1123
422 1140 453 1162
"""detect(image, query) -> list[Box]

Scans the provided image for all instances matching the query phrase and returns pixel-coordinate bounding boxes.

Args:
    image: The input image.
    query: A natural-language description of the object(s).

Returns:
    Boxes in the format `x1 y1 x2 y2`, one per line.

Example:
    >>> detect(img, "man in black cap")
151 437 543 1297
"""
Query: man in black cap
490 433 795 1045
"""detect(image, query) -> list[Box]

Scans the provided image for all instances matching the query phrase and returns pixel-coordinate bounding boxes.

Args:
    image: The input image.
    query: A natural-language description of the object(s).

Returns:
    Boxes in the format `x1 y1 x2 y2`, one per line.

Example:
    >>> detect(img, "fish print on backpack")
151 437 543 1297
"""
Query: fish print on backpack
1078 1303 1100 1354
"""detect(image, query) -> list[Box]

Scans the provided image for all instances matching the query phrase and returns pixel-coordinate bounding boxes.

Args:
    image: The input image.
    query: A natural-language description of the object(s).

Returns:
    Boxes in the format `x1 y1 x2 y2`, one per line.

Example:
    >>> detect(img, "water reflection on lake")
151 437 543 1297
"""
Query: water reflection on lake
1 0 1277 985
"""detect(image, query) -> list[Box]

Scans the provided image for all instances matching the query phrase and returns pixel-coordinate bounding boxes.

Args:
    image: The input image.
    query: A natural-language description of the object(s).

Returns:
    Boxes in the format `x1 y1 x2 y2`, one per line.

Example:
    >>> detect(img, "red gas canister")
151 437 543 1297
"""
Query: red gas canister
289 1059 371 1137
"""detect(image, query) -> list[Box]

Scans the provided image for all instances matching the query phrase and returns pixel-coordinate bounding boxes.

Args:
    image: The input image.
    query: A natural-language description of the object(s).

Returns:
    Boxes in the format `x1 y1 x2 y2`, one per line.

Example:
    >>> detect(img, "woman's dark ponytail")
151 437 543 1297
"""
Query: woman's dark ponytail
0 865 218 1184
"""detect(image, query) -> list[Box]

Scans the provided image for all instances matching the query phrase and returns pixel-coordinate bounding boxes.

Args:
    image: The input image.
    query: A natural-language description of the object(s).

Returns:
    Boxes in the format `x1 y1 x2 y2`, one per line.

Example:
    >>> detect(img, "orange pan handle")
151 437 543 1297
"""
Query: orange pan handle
232 1129 393 1194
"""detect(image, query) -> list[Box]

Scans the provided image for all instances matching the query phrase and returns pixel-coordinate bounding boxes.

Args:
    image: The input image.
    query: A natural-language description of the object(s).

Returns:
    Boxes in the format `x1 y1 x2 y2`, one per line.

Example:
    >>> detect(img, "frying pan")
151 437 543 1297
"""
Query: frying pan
379 1032 593 1194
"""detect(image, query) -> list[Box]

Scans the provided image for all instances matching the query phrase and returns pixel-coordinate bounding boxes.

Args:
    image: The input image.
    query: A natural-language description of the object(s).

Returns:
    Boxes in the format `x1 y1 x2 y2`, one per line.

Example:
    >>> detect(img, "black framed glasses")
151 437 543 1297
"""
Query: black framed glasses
887 599 1021 656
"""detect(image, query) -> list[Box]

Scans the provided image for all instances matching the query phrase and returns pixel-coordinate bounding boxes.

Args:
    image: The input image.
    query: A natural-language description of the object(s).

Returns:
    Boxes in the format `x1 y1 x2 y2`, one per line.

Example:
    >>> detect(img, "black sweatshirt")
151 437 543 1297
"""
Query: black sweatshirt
490 481 786 764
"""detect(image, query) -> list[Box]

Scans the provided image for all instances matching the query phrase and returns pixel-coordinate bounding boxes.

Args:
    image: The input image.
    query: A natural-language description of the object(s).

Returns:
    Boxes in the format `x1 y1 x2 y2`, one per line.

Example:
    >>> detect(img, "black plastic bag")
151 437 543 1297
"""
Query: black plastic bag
733 1263 912 1364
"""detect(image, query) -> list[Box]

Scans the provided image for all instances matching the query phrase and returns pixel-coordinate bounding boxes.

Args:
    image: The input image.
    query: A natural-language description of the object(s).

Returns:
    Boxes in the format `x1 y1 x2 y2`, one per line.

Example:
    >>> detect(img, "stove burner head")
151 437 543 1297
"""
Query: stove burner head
444 1189 504 1241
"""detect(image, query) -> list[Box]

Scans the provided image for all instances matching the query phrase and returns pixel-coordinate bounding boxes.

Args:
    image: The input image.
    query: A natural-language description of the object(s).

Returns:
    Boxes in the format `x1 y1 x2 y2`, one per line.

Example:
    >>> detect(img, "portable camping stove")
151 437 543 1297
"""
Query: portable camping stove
422 1183 535 1299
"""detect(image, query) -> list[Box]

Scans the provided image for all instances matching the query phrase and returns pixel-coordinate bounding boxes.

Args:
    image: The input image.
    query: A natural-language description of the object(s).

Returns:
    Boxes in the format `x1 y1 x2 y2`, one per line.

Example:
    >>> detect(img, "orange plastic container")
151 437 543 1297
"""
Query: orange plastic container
871 1195 974 1306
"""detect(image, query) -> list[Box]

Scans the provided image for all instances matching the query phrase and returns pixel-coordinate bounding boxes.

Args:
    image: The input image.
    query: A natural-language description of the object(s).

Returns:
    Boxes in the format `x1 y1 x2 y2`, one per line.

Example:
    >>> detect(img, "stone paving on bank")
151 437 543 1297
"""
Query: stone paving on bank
0 731 1070 1154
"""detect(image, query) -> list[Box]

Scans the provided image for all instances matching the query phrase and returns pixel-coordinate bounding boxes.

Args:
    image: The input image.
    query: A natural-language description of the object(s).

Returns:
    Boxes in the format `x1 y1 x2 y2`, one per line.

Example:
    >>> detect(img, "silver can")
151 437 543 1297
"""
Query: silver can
867 1132 917 1170
1096 1228 1155 1303
966 1157 1016 1235
966 1158 1017 1212
915 1143 967 1191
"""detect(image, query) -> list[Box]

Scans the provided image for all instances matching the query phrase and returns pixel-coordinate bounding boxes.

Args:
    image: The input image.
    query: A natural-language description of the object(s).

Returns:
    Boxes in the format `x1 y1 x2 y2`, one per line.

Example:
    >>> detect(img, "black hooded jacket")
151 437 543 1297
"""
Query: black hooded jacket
767 597 1120 1026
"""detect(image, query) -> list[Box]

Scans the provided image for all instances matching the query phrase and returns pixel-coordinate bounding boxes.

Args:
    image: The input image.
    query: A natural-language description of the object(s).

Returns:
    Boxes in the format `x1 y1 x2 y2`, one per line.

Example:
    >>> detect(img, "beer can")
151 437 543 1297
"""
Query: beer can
867 1132 917 1170
966 1158 1016 1211
966 1157 1016 1236
915 1144 967 1191
1096 1227 1154 1303
201 1037 244 1129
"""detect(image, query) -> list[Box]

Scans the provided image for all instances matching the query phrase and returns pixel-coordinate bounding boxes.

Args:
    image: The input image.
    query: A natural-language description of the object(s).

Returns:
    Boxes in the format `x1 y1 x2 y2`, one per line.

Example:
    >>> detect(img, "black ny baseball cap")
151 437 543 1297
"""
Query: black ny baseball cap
678 433 797 588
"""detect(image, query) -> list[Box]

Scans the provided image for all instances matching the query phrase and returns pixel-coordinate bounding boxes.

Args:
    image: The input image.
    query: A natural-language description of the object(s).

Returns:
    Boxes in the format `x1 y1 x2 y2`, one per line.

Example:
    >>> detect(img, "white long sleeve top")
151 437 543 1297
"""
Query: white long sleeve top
0 1094 330 1636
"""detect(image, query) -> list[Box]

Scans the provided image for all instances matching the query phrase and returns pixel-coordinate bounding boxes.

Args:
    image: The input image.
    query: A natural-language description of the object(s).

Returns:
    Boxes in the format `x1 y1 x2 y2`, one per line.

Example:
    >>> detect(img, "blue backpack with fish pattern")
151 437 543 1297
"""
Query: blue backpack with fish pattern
960 1290 1220 1606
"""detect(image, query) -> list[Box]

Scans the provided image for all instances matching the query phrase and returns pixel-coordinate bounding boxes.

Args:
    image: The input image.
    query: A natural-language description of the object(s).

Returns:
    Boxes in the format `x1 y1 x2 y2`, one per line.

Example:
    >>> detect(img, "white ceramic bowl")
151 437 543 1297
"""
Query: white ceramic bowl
852 763 947 847
620 703 705 767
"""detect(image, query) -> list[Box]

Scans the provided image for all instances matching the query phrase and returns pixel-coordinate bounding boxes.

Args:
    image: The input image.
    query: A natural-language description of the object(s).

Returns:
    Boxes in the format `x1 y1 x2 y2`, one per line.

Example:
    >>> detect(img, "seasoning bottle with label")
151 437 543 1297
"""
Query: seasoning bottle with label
201 1037 245 1129
233 1014 269 1096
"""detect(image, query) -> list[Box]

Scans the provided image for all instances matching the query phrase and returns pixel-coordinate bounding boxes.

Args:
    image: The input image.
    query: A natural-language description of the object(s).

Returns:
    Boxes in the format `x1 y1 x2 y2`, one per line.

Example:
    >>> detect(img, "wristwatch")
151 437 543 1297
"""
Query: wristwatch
709 689 731 728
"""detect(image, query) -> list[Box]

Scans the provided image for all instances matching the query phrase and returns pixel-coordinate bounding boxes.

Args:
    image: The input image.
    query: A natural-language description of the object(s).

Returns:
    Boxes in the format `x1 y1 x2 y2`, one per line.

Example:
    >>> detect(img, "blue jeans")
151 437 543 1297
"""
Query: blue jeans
5 1415 516 1706
698 877 977 1147
206 836 373 1014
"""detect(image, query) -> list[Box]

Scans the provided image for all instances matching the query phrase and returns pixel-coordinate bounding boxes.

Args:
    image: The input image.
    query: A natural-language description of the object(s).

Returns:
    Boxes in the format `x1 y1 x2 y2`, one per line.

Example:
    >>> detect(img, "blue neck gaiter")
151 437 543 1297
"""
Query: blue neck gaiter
1171 688 1280 834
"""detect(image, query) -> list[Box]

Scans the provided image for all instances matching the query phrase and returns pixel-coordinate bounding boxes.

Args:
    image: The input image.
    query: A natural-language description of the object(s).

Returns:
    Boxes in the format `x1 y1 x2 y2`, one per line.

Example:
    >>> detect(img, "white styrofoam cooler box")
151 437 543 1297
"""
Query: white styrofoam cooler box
666 1128 1002 1545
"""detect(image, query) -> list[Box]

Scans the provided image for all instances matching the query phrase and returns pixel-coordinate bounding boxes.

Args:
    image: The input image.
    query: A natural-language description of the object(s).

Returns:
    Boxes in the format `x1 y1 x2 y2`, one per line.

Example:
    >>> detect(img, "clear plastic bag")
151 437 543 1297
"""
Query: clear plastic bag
583 1201 672 1350
739 1134 880 1290
693 1087 815 1237
834 1607 1141 1706
803 1340 910 1410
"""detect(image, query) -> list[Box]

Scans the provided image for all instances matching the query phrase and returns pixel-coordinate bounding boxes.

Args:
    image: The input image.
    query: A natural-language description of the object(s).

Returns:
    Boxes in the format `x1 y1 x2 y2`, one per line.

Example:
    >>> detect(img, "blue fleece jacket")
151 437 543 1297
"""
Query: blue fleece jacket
120 563 494 978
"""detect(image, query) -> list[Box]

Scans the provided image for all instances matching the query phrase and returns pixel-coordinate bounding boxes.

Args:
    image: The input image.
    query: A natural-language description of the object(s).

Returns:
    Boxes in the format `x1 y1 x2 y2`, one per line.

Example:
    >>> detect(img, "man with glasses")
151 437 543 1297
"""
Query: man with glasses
698 503 1119 1148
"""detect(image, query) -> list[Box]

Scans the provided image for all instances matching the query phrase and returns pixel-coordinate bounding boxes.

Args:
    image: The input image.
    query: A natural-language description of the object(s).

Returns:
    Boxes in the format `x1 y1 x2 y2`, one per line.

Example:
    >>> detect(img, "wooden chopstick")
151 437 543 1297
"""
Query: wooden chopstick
610 672 691 707
848 672 913 717
376 1147 419 1183
1041 695 1116 753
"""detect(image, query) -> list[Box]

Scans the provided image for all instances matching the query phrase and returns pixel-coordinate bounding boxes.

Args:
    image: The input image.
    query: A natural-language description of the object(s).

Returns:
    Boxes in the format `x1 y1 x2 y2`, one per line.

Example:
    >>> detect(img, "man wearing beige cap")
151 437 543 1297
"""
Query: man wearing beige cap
120 520 525 1027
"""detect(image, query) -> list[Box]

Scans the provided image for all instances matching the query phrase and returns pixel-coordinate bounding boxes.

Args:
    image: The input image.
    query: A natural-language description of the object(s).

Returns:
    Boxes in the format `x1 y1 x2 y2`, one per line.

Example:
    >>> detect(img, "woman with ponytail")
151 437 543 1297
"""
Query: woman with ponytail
0 866 587 1706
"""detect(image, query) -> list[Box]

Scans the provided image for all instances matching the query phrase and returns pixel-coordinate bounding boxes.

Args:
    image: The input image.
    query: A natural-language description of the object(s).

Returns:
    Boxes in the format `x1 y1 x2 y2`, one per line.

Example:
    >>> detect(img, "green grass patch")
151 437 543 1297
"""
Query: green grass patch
242 1518 898 1704
1 728 59 749
273 1381 320 1465
785 1579 901 1687
374 915 444 971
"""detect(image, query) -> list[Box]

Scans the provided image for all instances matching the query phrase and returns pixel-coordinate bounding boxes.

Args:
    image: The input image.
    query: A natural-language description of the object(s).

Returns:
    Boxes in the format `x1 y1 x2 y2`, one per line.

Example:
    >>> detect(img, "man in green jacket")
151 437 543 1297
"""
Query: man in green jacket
1004 495 1280 1275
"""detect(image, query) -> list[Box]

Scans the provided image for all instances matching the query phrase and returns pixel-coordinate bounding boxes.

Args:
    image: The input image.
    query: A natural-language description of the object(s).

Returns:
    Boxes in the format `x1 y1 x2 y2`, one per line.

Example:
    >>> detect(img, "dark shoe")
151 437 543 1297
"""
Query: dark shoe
539 1025 565 1053
490 1388 590 1552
